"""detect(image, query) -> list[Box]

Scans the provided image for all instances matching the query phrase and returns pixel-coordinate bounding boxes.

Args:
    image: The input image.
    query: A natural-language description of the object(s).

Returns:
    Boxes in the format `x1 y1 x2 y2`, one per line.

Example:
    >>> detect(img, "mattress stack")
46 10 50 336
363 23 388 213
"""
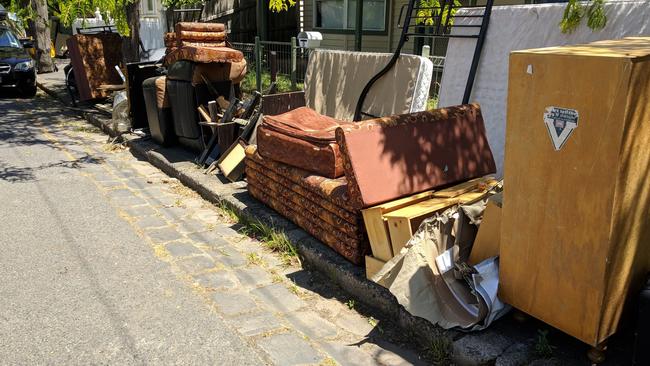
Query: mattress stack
245 145 370 265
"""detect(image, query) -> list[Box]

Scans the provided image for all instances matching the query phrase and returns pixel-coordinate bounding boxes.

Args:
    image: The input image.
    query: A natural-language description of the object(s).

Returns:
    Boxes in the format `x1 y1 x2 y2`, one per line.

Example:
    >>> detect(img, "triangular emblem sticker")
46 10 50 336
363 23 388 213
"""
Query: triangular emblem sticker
543 106 579 151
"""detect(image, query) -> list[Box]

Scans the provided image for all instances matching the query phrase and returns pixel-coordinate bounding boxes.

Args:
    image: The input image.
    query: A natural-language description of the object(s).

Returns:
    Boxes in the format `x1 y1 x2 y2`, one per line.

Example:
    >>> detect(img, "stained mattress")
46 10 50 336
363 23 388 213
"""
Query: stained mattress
245 146 369 265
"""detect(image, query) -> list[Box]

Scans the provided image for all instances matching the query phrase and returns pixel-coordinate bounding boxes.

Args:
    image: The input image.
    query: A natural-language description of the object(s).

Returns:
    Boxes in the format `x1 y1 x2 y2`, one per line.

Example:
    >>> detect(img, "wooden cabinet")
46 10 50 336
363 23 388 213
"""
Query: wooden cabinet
500 37 650 346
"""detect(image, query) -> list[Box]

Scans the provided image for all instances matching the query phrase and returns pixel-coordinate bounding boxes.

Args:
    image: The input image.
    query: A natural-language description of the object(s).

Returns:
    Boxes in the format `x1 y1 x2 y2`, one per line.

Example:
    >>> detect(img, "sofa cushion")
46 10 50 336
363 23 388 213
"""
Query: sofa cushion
164 46 244 65
175 30 227 43
175 22 225 33
154 76 169 108
337 104 497 208
166 60 247 84
258 107 353 178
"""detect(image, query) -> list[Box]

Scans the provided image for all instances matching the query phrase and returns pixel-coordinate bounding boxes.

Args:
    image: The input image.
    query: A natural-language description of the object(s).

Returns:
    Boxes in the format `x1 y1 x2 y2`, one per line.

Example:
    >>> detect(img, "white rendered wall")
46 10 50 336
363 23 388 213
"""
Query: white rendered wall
438 1 650 176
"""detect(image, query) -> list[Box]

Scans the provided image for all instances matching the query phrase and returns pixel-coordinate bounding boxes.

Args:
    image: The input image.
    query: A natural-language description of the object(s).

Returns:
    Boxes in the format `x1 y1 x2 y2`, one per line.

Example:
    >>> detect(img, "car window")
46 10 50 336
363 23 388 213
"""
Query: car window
0 29 21 48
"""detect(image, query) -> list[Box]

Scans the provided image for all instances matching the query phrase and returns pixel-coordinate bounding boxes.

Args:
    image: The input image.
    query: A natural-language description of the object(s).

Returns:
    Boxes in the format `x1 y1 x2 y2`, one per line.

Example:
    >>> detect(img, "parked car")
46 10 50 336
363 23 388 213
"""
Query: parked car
0 26 36 97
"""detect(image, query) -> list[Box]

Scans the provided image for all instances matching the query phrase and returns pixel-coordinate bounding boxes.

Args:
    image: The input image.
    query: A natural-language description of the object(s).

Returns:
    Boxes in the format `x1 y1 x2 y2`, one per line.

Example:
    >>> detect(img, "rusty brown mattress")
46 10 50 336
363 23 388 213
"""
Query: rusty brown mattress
245 146 369 265
246 164 361 238
246 145 356 211
247 184 368 265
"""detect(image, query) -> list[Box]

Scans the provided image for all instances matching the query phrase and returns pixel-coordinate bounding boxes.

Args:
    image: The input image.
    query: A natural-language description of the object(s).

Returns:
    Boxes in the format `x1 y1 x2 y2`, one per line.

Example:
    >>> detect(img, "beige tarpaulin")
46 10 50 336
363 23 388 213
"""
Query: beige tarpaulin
373 201 509 330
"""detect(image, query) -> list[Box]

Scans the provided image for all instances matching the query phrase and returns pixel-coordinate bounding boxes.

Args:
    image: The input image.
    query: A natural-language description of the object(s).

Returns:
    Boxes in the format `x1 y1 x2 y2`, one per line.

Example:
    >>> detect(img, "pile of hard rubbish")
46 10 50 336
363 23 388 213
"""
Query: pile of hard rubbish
64 17 650 364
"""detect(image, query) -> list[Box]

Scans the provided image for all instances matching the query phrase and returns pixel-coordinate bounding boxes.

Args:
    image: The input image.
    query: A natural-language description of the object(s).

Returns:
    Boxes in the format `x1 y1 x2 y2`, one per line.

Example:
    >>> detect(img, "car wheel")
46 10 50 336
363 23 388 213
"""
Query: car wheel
20 84 37 98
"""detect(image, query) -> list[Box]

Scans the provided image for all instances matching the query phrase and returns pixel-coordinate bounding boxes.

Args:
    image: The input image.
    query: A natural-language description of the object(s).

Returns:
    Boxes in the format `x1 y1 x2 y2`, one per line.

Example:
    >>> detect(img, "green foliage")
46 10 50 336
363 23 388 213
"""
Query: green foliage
269 0 295 12
161 0 203 9
8 0 139 36
427 97 438 110
534 329 556 359
560 0 607 34
586 0 606 30
223 203 299 266
415 0 461 26
241 70 303 94
346 299 355 310
427 337 452 365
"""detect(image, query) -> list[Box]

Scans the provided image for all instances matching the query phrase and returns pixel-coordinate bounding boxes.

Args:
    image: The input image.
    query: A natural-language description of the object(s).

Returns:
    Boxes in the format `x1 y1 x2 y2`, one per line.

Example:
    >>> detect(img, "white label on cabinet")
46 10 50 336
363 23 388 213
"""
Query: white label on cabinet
543 106 579 151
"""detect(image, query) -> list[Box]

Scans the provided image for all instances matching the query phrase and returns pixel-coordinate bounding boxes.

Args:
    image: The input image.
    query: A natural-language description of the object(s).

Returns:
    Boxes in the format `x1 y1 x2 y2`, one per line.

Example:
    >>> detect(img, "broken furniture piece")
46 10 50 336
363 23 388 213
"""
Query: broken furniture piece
142 76 175 146
248 105 497 265
499 37 650 354
246 144 367 264
65 29 123 104
362 177 498 281
381 178 496 257
468 192 502 265
255 48 434 180
337 103 496 208
196 92 261 169
216 139 247 182
162 22 247 152
126 61 162 130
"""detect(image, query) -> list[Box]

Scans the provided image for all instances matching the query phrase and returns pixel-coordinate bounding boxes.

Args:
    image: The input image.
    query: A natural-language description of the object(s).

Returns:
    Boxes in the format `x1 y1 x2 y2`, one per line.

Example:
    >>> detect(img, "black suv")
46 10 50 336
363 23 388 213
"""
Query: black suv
0 26 36 97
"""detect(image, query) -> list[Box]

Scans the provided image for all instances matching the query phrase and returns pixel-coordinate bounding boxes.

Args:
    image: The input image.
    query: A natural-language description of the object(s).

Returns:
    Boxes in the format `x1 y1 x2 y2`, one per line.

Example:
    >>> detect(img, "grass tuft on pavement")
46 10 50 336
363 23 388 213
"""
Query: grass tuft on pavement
218 201 299 266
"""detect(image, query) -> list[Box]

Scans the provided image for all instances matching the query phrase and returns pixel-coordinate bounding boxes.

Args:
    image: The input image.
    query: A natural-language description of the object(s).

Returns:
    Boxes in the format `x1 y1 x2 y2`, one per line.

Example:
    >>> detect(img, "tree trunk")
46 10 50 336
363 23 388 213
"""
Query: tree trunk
28 0 54 73
122 0 141 63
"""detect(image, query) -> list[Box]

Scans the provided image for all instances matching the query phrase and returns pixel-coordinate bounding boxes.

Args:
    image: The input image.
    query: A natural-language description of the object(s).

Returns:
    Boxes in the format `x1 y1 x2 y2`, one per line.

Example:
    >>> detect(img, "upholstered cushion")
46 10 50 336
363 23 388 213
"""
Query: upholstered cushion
175 30 227 43
166 59 247 84
164 32 176 48
245 145 369 265
303 49 433 120
245 144 355 211
175 22 225 33
337 104 497 208
257 107 353 178
154 76 169 108
177 40 227 48
164 46 244 65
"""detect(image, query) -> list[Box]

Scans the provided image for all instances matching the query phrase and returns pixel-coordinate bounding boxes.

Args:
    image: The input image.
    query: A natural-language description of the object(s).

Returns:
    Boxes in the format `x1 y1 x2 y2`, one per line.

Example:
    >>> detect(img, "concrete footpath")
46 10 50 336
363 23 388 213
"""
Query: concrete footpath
34 67 633 365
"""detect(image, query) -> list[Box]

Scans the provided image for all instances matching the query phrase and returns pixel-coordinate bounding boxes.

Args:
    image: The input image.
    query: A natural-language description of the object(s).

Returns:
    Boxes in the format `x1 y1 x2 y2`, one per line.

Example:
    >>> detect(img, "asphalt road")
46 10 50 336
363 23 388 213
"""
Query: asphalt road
0 92 264 364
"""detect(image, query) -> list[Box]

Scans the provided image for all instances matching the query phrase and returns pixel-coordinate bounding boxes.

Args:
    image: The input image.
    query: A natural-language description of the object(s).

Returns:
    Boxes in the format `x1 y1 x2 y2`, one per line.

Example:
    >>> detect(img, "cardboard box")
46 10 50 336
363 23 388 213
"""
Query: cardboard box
500 37 650 346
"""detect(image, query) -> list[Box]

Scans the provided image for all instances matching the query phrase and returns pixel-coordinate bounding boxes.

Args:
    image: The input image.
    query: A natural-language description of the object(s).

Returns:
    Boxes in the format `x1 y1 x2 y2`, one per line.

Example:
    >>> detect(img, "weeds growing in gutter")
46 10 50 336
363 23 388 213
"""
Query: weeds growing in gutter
218 201 299 266
534 329 556 359
427 336 452 365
